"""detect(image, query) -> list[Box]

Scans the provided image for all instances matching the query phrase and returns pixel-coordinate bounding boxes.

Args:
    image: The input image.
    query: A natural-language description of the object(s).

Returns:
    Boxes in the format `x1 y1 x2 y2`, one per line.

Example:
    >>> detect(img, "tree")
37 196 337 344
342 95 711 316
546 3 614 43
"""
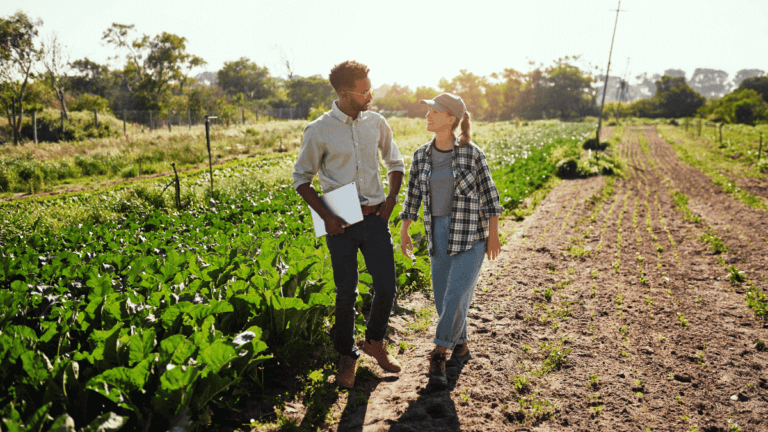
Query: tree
632 73 657 99
514 59 594 120
102 23 206 110
543 60 595 119
0 11 42 144
439 69 490 119
40 32 70 118
689 68 730 98
285 76 334 116
663 69 686 79
68 58 112 96
738 76 768 103
653 75 705 117
217 58 275 100
732 69 765 88
710 89 766 125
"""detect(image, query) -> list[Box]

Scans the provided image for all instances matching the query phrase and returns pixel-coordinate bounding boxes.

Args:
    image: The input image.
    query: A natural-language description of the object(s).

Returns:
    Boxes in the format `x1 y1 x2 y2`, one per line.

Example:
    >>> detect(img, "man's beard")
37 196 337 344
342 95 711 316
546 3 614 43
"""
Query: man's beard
353 99 370 112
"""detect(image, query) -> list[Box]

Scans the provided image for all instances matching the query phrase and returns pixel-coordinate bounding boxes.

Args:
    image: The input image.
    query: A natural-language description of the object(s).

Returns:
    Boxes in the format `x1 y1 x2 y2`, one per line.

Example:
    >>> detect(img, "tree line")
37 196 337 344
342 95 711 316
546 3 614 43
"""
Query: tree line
2 10 767 145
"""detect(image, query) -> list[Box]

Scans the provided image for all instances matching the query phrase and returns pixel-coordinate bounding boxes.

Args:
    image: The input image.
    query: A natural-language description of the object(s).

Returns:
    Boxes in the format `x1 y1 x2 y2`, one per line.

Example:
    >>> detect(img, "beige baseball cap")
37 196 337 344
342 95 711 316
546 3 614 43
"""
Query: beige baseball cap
419 93 466 120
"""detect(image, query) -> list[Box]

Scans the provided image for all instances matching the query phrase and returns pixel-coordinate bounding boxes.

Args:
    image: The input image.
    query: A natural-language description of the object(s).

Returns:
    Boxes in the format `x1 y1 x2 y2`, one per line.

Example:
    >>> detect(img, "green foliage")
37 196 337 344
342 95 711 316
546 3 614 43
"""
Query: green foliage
101 23 206 111
699 229 731 254
0 119 603 430
70 93 112 113
286 77 335 114
708 89 768 125
625 75 706 118
19 108 122 142
217 57 274 100
670 190 701 223
739 76 768 103
727 266 746 285
745 285 768 318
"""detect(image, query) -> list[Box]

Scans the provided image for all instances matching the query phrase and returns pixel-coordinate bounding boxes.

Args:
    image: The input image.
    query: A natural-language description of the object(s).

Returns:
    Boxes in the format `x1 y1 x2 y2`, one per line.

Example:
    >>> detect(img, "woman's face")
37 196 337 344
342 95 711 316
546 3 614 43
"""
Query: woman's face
425 108 456 133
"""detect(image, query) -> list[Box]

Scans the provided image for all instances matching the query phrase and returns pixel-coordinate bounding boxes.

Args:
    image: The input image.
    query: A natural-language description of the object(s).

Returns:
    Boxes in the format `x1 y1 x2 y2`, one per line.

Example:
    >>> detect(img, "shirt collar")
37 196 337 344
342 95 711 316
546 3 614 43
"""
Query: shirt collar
426 137 458 156
331 100 368 123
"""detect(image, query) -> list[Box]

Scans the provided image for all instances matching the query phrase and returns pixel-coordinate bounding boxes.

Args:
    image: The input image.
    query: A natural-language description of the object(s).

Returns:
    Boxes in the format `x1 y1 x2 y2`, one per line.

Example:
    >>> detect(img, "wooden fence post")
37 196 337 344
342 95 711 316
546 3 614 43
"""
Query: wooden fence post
719 123 723 146
242 108 245 125
188 109 191 131
149 111 153 131
168 110 172 132
123 110 127 135
33 111 38 144
11 100 17 145
60 110 65 136
94 109 98 129
759 132 763 161
204 115 217 200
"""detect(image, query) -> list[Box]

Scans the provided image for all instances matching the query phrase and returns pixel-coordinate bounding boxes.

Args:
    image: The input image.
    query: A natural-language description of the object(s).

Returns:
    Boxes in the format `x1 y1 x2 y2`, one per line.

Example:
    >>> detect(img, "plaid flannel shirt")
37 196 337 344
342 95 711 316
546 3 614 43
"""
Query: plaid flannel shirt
399 140 504 257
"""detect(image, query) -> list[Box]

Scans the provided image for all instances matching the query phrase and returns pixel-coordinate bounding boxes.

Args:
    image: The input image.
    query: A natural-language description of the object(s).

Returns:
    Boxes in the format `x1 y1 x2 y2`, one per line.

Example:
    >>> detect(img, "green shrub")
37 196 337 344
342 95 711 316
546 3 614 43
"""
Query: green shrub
19 109 122 142
307 107 326 121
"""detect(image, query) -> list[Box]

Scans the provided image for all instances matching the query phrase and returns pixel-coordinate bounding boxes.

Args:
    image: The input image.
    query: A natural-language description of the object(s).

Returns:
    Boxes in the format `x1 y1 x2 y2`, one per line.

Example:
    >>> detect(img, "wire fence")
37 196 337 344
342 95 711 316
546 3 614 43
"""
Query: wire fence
121 106 311 131
17 106 311 144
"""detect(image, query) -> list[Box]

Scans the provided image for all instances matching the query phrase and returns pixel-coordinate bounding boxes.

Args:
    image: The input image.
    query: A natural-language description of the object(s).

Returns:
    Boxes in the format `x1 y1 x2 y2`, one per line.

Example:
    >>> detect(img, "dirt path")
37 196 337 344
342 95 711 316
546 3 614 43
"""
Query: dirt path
309 126 768 432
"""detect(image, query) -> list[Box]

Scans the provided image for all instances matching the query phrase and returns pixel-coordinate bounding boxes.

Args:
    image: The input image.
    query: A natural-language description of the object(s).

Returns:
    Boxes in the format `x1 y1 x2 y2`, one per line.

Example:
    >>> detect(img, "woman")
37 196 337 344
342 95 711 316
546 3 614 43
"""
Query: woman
399 93 503 390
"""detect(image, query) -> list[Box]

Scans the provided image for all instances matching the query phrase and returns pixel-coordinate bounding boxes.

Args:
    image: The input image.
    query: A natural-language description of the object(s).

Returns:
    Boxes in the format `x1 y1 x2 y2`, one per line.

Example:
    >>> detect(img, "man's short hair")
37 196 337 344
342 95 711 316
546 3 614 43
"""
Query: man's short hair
329 61 370 93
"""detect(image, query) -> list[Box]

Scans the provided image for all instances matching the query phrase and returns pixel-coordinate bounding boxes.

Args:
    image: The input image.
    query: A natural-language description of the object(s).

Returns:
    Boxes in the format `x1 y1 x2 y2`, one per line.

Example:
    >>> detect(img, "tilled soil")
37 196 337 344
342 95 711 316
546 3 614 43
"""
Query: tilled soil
307 126 768 432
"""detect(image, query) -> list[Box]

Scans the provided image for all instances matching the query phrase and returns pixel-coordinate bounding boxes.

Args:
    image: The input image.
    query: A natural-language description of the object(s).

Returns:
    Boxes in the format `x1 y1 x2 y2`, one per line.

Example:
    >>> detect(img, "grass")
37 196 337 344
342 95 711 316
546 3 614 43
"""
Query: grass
405 306 435 334
657 124 768 212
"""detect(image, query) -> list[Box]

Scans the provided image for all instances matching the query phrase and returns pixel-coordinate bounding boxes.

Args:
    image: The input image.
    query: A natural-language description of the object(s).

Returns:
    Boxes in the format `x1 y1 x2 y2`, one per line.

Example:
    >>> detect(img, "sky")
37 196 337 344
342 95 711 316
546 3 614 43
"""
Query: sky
3 0 767 89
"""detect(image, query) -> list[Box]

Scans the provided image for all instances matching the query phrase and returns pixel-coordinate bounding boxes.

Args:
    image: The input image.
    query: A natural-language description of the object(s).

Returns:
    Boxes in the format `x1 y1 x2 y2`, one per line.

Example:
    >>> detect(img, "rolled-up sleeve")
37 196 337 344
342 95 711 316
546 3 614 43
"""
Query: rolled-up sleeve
292 123 322 190
399 153 422 221
476 150 504 218
378 118 405 174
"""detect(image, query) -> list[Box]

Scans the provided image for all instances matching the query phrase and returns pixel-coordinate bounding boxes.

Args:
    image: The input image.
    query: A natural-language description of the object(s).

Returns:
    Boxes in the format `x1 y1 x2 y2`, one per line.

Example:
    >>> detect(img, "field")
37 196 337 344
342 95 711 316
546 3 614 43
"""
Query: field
1 117 765 431
325 123 767 432
1 118 610 431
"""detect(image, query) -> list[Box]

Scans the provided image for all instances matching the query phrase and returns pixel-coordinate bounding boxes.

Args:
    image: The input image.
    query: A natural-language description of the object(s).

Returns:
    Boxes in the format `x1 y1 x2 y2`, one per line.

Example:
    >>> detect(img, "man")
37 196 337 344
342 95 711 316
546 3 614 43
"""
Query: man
293 60 404 388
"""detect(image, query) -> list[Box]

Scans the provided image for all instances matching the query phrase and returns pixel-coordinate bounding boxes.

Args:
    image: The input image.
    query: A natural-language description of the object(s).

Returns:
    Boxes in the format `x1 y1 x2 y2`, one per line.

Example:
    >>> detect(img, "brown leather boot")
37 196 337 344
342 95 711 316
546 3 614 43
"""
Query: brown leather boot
361 339 402 373
428 348 447 389
337 354 357 389
447 342 473 367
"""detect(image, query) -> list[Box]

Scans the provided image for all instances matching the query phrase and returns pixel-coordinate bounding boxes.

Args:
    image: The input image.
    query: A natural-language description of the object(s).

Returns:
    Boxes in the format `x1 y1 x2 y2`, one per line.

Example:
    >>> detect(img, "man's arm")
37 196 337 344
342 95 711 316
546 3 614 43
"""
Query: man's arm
296 183 347 236
376 171 403 220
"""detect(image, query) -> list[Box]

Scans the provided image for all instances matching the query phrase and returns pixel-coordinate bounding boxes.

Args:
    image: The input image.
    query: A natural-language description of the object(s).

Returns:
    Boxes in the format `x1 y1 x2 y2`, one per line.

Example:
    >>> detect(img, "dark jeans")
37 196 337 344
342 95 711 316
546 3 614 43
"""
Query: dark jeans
325 214 398 359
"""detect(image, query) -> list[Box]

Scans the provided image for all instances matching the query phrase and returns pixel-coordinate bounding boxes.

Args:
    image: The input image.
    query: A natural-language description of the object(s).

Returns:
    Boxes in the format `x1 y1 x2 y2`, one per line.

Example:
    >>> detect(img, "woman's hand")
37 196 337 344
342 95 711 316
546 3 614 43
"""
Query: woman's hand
486 216 500 260
400 231 413 258
486 235 501 260
400 220 414 258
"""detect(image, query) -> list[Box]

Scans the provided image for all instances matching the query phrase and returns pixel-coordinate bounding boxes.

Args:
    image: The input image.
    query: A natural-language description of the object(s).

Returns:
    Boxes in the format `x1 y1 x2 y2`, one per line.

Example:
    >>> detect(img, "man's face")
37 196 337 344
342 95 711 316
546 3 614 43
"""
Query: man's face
345 77 373 112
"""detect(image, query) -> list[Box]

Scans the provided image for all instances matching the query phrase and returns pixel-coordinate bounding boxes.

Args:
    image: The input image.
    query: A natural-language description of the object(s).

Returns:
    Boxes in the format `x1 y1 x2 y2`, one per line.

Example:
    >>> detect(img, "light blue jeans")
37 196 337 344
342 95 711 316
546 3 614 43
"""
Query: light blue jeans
430 215 486 349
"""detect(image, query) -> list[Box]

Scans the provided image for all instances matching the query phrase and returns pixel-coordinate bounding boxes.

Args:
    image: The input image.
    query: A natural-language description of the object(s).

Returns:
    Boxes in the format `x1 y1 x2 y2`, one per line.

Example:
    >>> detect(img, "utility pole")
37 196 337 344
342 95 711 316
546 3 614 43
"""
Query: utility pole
596 0 626 142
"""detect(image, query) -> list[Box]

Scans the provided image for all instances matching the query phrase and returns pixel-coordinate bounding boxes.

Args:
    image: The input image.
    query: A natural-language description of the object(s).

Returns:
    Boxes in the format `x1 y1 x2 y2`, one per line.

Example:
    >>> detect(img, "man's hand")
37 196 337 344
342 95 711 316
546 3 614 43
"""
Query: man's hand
375 196 397 220
324 214 347 236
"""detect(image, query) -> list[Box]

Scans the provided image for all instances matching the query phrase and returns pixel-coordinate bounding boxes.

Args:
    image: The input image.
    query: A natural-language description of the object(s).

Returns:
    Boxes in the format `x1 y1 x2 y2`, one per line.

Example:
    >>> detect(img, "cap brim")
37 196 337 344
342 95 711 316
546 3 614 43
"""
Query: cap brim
420 99 447 111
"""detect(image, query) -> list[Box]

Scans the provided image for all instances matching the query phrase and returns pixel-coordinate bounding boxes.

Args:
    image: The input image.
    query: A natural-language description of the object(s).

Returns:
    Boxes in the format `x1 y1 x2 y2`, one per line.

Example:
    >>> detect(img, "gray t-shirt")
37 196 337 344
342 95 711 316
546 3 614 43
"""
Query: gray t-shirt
430 146 454 217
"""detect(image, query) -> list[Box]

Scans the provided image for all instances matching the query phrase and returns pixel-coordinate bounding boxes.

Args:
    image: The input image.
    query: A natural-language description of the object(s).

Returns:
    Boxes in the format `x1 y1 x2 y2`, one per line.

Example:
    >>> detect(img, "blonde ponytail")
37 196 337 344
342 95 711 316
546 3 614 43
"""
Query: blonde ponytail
457 111 471 146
